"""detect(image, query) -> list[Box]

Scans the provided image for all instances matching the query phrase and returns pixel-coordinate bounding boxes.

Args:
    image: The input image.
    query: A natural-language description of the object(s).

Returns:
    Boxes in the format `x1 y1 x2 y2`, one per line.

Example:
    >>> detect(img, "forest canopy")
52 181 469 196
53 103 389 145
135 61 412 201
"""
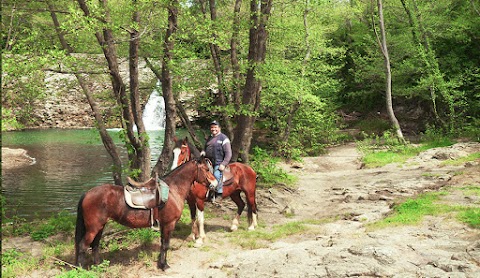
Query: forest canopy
2 0 480 161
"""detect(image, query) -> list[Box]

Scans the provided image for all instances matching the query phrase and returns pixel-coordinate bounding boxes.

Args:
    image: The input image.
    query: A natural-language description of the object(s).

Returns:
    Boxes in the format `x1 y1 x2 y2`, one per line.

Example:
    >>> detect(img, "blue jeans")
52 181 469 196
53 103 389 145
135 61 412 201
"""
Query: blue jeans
213 165 223 194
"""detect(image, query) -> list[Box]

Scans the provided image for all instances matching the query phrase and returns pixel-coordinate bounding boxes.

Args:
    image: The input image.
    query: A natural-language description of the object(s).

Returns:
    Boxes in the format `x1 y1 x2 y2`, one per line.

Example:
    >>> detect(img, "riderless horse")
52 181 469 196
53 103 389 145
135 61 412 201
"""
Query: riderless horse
75 157 217 270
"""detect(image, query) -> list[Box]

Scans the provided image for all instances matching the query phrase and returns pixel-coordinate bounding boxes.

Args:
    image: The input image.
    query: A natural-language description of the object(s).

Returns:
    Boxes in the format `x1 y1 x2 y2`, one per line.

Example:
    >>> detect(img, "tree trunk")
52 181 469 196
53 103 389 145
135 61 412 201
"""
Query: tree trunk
231 0 272 163
230 0 243 112
152 0 179 176
129 0 151 181
376 0 405 143
198 0 234 139
48 1 123 185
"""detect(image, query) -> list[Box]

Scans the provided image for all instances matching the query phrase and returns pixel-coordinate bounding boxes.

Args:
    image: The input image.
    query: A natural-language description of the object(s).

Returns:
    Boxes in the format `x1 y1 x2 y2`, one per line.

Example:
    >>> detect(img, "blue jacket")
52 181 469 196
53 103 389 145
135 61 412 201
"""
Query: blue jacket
204 133 232 166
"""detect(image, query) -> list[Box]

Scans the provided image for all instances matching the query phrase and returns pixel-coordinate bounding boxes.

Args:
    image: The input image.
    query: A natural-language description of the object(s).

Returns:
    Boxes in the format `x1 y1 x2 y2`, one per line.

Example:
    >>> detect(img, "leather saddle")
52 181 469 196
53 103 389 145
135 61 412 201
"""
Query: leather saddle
124 176 169 209
124 176 169 230
222 165 234 186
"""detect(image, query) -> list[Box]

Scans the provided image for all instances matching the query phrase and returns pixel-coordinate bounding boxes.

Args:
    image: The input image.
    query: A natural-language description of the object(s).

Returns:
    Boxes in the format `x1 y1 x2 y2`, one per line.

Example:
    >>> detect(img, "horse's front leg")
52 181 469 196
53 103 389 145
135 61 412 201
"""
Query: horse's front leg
158 222 175 270
194 205 206 247
186 194 198 241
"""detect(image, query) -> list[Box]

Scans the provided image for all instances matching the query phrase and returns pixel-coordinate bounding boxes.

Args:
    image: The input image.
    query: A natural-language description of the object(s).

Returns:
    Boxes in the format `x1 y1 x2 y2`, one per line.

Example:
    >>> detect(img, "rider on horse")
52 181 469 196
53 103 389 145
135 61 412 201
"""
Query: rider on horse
201 120 232 200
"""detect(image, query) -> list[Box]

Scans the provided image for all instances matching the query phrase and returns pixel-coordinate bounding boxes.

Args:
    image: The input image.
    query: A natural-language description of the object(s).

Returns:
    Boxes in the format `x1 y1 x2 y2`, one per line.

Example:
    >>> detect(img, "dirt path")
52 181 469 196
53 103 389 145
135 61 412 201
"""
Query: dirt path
3 142 480 277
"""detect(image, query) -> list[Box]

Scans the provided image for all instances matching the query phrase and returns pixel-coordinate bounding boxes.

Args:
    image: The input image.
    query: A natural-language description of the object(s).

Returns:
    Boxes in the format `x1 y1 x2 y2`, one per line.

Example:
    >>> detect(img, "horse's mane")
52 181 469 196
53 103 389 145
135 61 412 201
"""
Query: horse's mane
165 158 193 177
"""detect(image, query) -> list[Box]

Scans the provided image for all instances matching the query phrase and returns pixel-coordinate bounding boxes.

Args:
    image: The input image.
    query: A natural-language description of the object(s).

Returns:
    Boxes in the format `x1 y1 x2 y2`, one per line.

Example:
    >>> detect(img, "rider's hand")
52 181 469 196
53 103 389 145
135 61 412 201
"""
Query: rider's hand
219 164 225 171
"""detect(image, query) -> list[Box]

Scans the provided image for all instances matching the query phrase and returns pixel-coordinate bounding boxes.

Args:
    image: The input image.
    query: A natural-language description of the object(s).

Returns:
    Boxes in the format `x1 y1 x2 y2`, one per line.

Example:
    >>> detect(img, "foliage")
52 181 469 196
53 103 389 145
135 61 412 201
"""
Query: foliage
2 0 480 159
1 108 24 131
126 228 158 246
30 211 76 241
1 249 39 278
57 260 111 278
249 146 296 187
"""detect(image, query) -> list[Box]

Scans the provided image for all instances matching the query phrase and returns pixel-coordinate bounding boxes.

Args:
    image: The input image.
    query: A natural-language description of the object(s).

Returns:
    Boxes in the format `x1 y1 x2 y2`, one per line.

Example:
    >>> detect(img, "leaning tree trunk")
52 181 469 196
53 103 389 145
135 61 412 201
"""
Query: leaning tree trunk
77 0 152 180
376 0 406 143
48 1 123 185
152 0 179 176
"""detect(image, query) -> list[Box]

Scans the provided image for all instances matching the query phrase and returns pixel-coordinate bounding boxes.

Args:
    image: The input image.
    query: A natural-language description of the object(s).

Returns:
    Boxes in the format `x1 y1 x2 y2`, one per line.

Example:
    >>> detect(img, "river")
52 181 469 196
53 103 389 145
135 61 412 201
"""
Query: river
1 128 171 221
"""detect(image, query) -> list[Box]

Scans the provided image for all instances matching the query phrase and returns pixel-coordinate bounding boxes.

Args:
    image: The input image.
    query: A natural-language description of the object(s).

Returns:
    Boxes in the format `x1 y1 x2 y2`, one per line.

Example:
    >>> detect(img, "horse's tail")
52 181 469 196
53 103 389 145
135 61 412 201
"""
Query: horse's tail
74 193 86 263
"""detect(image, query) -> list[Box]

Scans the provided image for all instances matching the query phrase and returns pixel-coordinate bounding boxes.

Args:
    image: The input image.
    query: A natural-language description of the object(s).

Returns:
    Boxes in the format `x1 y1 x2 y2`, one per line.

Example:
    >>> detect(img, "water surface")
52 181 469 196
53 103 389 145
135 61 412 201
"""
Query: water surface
2 129 167 220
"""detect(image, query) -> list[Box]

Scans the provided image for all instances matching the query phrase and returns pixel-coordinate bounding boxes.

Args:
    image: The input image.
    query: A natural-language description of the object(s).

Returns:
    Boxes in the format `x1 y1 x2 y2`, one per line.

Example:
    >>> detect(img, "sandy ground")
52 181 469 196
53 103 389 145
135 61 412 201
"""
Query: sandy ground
2 142 480 277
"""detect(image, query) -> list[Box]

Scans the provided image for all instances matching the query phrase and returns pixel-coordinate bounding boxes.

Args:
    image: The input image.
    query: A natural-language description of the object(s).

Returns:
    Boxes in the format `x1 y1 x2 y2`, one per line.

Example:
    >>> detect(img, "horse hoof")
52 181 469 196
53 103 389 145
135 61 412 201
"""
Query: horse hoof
230 225 238 231
194 241 203 248
248 226 255 231
158 263 170 271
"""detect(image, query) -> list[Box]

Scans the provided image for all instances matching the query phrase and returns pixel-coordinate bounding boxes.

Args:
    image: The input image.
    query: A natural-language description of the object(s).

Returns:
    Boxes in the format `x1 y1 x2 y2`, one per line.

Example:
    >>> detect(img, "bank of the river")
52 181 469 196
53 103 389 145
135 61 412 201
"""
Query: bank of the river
1 147 36 170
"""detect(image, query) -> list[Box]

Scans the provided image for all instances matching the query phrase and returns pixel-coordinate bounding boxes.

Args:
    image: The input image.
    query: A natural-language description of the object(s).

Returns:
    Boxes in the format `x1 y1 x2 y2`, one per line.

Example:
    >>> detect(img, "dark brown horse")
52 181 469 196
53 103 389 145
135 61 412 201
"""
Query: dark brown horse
172 137 258 247
74 157 217 270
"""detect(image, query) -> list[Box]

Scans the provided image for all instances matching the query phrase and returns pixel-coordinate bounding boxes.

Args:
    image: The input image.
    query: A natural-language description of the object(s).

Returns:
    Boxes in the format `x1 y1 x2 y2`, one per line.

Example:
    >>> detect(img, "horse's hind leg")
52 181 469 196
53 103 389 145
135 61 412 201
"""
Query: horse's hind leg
91 228 104 265
246 190 258 231
229 191 245 231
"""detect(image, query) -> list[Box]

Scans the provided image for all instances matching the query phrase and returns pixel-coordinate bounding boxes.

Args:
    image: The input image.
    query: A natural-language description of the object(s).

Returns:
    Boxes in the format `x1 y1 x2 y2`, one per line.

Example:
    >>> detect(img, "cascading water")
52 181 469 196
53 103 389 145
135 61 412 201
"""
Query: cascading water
142 83 165 131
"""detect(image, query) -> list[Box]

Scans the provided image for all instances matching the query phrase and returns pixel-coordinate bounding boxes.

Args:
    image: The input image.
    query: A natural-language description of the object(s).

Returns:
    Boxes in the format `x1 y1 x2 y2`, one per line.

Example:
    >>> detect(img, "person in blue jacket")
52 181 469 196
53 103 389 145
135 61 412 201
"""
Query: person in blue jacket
201 120 232 199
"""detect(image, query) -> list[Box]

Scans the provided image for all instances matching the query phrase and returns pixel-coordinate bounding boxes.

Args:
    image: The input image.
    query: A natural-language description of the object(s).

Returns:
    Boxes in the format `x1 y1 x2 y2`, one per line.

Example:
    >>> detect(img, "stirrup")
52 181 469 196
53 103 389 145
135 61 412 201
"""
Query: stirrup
151 220 160 231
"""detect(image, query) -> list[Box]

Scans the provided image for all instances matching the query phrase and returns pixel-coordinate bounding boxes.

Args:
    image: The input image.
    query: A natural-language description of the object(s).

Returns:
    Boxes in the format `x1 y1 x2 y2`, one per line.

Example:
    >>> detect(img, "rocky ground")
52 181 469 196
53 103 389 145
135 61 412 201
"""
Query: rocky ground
2 142 480 277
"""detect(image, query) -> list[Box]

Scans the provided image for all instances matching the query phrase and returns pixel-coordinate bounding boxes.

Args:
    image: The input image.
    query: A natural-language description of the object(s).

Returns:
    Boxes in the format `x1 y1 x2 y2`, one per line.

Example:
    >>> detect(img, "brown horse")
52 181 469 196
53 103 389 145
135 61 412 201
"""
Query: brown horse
172 137 258 247
74 157 217 270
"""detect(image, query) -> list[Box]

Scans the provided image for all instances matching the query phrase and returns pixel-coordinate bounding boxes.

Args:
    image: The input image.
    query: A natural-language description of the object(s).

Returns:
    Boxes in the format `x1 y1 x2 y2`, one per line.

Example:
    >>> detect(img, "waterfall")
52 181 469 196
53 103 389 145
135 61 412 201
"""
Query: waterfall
142 84 165 131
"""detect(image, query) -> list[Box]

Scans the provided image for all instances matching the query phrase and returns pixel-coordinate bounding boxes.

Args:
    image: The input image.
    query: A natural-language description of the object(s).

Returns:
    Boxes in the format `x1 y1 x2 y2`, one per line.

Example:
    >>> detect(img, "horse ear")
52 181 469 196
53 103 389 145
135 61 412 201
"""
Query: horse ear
183 137 188 144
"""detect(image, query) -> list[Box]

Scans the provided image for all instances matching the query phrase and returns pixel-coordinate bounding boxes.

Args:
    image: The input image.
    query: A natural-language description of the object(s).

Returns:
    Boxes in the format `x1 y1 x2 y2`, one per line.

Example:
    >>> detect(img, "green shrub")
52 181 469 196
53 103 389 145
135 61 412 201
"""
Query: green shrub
30 211 75 241
250 146 296 187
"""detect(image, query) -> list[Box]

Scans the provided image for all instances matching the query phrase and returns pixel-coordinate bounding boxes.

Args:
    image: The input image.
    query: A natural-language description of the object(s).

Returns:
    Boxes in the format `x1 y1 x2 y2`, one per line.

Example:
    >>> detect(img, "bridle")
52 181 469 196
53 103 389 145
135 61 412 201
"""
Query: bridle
194 158 215 188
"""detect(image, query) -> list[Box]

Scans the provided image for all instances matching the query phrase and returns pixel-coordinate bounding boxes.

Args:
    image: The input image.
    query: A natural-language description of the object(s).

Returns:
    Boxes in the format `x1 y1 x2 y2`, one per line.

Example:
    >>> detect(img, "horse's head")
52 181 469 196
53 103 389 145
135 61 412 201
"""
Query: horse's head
171 137 192 171
194 156 218 189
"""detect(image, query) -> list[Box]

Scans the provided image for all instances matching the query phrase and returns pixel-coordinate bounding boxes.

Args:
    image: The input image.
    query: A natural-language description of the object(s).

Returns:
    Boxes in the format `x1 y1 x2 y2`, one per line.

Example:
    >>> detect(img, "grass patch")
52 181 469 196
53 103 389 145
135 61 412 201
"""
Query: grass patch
457 208 480 228
227 221 309 249
57 260 111 278
357 131 455 168
1 249 39 278
226 218 335 249
368 191 480 230
458 185 480 196
441 152 480 166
